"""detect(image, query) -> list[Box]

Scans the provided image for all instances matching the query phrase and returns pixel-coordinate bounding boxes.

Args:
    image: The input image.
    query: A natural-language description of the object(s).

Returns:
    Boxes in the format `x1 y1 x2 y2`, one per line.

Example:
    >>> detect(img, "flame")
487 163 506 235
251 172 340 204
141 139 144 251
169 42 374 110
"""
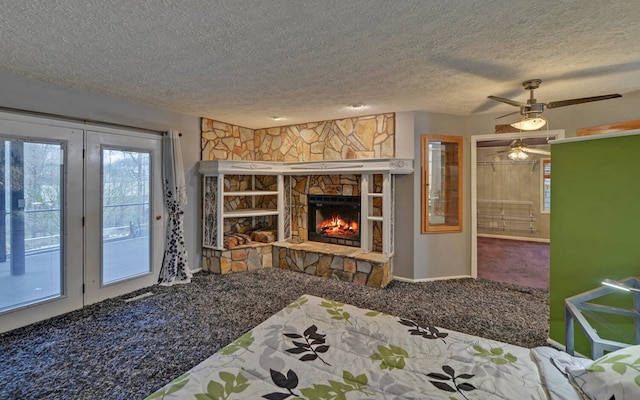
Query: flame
317 214 359 238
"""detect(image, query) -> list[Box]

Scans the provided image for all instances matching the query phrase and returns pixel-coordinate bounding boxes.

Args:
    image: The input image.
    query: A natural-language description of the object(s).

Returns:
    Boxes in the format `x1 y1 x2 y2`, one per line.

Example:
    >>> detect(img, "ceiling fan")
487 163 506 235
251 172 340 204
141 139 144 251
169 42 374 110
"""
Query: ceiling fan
488 79 622 130
503 138 550 160
498 139 551 161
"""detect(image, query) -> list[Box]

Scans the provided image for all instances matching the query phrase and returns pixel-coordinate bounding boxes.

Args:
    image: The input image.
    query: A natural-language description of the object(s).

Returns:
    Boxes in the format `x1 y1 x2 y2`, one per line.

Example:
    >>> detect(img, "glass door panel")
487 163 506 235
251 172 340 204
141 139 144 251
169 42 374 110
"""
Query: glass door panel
102 148 151 285
0 140 63 312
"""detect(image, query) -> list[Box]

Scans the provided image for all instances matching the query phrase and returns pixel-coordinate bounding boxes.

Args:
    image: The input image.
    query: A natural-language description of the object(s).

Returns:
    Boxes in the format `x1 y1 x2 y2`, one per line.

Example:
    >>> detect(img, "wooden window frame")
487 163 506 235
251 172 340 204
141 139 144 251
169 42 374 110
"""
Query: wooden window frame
541 158 551 214
420 134 463 233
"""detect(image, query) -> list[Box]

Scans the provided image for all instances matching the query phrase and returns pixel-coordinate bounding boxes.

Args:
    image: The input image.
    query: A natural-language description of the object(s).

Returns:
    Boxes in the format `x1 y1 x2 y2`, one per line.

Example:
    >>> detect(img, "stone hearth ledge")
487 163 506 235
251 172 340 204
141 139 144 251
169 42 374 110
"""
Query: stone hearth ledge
272 241 392 288
272 241 389 263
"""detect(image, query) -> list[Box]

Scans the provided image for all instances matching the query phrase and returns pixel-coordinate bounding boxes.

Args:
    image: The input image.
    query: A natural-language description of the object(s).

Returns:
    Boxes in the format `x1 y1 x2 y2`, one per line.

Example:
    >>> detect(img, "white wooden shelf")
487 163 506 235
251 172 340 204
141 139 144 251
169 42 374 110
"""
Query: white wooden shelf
360 173 394 257
224 190 279 196
201 160 414 254
202 172 287 250
223 208 279 217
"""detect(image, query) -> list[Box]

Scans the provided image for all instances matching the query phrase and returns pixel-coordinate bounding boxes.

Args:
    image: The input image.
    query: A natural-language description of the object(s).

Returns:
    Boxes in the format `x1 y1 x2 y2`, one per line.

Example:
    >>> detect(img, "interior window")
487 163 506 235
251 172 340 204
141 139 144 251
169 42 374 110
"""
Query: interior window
541 158 551 213
421 134 463 233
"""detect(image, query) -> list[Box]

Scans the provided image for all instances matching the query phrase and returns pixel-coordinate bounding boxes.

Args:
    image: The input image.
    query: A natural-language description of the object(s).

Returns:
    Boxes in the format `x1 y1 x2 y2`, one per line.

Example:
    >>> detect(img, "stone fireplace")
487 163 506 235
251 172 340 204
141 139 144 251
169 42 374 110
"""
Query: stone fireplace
199 113 412 288
200 159 412 288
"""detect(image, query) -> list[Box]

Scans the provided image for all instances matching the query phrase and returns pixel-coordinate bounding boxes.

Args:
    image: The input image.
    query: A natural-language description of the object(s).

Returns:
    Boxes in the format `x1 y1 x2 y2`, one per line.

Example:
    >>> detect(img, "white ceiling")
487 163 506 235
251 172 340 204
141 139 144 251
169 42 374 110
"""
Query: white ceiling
2 0 640 129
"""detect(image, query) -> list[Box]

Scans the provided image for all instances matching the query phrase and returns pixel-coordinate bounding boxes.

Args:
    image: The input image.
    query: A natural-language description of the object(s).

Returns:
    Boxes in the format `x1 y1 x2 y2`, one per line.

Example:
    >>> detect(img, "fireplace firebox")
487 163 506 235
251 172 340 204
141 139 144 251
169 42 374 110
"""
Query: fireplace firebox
308 194 361 247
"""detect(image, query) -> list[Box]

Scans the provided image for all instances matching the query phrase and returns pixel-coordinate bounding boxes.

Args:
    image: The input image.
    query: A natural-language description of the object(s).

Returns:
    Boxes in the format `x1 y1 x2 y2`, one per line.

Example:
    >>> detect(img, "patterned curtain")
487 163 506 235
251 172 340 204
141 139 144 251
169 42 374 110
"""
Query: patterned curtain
158 130 192 286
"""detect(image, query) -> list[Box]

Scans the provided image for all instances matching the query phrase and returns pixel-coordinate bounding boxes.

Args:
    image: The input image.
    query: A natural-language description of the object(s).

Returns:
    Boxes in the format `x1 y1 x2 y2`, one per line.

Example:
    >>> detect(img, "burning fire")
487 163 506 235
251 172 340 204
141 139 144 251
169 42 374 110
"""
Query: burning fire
317 215 359 238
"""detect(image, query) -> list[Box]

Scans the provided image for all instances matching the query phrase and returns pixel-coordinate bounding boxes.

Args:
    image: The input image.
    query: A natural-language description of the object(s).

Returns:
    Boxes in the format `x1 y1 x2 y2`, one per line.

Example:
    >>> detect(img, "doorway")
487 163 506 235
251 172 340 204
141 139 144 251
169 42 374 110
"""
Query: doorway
0 113 163 332
471 130 564 288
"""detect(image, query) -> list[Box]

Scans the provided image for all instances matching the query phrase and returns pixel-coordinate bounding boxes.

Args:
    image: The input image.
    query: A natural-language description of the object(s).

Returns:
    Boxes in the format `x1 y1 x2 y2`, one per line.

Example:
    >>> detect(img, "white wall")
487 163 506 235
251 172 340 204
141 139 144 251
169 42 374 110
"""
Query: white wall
0 71 202 271
392 112 415 278
393 111 470 280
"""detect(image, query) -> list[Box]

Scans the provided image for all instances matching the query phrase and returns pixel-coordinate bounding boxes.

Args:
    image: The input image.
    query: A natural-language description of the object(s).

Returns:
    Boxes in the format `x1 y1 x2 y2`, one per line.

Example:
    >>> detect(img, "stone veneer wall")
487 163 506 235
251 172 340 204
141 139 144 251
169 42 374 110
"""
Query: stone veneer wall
201 113 395 161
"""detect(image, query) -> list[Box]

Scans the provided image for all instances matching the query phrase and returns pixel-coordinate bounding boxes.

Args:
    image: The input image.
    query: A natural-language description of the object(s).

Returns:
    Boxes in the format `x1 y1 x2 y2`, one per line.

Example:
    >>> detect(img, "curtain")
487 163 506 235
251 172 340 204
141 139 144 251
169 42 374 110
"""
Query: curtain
158 130 192 286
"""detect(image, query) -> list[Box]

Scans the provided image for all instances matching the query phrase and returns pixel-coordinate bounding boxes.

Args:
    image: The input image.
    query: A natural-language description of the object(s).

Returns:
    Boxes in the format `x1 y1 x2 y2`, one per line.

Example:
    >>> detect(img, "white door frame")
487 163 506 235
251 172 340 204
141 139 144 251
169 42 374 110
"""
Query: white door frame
470 129 564 278
0 113 84 332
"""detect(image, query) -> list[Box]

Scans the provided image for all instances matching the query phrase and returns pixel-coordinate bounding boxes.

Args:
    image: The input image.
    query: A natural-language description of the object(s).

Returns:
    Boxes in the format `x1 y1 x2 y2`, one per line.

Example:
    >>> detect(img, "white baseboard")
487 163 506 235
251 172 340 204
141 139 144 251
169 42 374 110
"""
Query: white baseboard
190 267 202 274
393 275 472 283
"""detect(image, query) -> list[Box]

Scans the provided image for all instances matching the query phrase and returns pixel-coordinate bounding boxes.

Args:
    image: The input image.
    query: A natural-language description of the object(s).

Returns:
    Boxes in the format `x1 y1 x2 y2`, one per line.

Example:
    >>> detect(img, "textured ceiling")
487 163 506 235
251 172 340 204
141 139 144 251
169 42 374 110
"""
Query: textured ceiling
1 0 640 129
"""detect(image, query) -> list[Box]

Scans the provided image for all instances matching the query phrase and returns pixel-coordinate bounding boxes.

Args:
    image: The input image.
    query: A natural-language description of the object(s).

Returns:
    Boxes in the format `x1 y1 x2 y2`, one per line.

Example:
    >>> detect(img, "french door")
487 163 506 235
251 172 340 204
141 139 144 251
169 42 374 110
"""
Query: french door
84 130 163 304
0 114 163 332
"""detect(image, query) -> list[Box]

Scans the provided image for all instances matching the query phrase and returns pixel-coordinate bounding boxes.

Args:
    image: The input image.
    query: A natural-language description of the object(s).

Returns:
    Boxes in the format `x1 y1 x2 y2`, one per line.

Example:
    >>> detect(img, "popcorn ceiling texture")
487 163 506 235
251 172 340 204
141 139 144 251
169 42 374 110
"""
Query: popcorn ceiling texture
1 1 639 128
201 113 395 161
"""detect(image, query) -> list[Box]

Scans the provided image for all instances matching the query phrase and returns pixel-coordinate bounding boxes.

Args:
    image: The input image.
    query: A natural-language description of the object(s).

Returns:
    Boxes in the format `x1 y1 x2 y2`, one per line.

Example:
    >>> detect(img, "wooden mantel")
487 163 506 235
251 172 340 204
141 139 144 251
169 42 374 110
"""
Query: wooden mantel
198 158 414 176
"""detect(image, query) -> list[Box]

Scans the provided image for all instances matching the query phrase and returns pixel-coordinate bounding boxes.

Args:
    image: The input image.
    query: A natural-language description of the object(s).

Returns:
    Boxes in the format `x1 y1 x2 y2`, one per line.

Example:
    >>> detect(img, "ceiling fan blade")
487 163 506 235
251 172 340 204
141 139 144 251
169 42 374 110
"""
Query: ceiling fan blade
546 94 622 109
522 148 551 156
487 95 527 108
496 110 520 119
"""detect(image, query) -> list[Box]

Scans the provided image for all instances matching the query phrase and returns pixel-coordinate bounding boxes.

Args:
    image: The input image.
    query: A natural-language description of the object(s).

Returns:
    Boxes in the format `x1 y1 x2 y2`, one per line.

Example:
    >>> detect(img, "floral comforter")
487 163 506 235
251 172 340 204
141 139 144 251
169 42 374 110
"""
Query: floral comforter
146 294 553 399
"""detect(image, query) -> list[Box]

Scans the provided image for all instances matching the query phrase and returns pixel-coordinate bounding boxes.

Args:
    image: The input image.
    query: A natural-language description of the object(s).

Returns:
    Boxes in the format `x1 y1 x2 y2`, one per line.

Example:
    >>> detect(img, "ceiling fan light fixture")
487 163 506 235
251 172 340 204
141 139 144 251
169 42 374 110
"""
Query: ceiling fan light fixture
511 116 547 131
508 149 529 161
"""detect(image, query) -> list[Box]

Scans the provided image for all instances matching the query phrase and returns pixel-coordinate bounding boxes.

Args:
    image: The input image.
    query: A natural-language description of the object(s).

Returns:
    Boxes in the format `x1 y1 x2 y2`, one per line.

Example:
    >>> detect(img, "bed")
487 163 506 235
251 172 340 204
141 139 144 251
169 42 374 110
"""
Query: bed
146 294 640 399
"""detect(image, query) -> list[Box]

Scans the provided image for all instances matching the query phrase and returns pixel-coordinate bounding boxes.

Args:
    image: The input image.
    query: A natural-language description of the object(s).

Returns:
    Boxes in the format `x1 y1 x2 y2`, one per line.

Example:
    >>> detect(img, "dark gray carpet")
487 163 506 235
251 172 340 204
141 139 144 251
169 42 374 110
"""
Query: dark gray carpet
0 268 549 400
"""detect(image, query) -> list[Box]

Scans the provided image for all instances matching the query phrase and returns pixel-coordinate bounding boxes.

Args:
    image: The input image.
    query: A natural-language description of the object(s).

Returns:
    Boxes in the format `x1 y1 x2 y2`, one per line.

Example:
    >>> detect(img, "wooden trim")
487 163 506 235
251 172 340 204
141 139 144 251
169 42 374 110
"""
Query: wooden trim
420 135 428 232
420 134 463 233
576 119 640 137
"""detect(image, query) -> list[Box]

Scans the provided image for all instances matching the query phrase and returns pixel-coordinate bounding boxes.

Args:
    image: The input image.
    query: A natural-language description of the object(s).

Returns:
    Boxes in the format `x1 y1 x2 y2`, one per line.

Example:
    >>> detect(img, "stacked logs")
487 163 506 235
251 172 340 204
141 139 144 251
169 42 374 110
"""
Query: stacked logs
223 229 277 249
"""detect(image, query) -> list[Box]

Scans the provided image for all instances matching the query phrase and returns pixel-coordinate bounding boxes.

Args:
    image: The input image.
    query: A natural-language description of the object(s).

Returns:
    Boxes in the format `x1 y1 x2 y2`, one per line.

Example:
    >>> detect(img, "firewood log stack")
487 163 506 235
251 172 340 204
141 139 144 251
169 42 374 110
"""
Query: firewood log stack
250 230 276 243
223 230 277 248
223 233 252 249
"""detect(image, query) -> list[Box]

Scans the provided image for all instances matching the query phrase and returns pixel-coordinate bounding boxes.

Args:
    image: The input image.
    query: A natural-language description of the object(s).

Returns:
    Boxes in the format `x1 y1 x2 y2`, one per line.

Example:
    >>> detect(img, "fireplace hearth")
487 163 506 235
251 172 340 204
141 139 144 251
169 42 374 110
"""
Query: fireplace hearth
308 194 361 247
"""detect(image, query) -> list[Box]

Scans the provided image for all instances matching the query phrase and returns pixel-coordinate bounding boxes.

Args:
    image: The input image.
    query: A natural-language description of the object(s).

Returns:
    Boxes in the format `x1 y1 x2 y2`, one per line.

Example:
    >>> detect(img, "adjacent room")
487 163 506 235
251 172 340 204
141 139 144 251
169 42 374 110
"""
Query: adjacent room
1 1 640 399
475 134 553 289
